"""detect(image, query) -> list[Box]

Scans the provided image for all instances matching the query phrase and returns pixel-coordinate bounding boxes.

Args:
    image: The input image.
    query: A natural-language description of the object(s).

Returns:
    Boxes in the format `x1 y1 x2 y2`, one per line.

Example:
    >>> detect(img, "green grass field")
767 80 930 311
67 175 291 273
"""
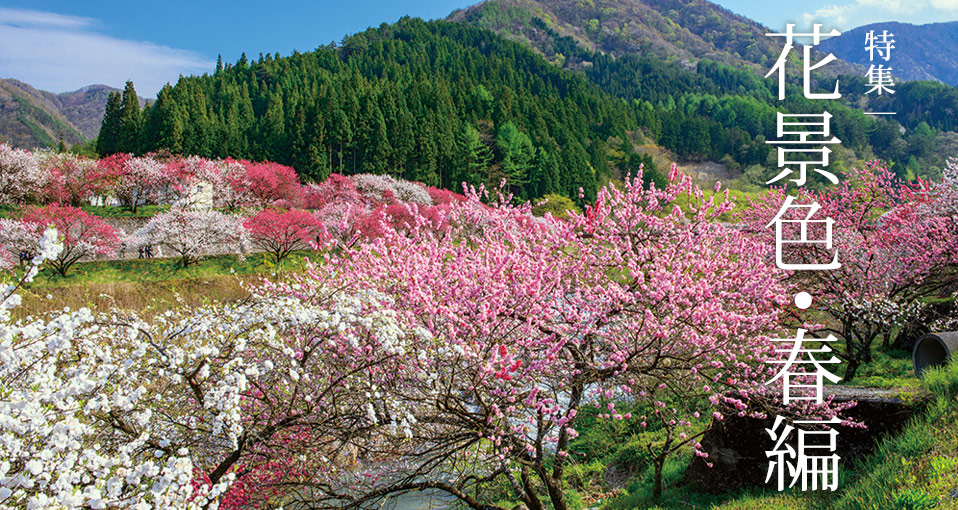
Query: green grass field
12 251 316 318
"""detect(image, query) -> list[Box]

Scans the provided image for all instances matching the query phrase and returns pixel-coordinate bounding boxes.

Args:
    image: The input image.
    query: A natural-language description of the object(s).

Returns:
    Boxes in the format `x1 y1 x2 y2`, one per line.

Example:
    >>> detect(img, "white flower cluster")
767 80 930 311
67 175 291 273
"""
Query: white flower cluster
0 239 424 508
350 174 433 205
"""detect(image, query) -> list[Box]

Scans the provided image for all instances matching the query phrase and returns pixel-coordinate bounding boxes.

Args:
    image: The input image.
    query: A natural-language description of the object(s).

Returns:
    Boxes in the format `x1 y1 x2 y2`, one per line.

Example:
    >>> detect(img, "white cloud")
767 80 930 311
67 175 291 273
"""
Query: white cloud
928 0 958 10
0 7 213 97
796 0 958 30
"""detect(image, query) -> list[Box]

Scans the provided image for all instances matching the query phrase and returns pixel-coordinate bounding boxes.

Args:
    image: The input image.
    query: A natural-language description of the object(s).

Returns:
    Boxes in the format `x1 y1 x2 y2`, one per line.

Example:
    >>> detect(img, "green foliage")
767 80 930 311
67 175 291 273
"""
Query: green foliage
79 204 170 218
923 357 958 400
841 348 921 389
118 81 142 154
21 251 312 288
532 193 580 219
97 91 122 156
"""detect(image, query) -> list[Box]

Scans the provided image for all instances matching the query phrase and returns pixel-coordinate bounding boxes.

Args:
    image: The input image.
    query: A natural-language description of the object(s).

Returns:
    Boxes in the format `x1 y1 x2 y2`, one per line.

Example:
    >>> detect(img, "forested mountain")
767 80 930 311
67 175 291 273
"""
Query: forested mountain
448 0 860 75
98 18 666 203
819 21 958 87
99 10 958 201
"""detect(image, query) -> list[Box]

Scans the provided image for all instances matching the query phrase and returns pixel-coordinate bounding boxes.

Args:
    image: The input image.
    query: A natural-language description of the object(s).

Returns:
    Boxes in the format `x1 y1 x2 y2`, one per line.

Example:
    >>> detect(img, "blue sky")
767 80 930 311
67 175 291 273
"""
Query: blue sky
1 0 957 97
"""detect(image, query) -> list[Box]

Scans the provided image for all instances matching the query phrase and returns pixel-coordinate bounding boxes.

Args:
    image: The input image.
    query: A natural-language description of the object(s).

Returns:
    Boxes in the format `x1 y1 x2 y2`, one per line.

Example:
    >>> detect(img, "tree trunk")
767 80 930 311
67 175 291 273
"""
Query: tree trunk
520 466 544 510
653 457 665 500
541 471 567 510
843 358 859 383
882 329 893 350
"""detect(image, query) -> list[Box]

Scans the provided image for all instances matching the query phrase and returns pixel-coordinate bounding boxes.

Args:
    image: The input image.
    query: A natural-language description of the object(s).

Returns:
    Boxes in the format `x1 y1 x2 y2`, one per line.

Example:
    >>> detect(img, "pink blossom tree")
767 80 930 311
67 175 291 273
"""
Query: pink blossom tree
36 152 102 206
289 170 788 509
303 174 362 210
243 208 325 262
0 143 44 204
307 174 370 244
97 154 166 212
161 156 224 207
131 209 248 267
741 161 958 381
214 158 256 211
21 204 119 276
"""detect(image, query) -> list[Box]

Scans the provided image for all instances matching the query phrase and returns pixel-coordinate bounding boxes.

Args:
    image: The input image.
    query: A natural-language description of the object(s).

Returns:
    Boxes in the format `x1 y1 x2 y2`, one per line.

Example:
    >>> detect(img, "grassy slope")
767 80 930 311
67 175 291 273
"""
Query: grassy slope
13 252 313 319
591 362 958 510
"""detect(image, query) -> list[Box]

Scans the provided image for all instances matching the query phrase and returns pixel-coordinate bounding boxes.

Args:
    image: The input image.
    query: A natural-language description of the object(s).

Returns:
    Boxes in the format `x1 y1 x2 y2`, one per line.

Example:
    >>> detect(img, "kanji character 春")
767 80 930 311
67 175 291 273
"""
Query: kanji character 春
766 328 842 404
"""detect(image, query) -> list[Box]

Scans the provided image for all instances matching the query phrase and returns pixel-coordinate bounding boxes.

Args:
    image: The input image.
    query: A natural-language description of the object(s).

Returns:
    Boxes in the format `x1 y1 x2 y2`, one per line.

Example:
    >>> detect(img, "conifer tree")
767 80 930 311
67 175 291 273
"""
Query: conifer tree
455 124 491 191
495 122 534 197
96 91 122 156
118 81 142 154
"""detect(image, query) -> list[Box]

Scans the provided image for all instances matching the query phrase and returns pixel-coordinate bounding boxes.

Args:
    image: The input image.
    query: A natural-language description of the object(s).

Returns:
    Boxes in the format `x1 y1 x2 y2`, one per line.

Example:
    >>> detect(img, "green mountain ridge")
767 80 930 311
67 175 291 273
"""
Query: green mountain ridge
91 10 958 202
0 79 87 149
99 18 658 204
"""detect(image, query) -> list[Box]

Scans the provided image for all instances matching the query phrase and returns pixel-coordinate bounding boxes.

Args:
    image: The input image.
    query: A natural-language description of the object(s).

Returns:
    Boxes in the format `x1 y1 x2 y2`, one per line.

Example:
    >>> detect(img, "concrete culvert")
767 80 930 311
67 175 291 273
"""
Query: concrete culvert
913 332 958 378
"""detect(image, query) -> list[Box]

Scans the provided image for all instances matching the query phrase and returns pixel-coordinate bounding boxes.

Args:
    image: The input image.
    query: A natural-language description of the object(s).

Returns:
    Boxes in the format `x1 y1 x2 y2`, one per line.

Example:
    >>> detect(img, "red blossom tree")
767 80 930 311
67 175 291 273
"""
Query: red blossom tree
21 204 119 276
243 209 325 262
242 161 303 207
37 153 102 206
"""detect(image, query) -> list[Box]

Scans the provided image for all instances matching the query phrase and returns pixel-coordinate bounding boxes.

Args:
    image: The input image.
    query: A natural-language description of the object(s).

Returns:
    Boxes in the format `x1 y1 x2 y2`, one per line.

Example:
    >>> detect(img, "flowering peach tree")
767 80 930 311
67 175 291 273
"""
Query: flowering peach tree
36 152 102 206
96 154 166 212
243 208 324 262
130 209 248 267
20 204 119 276
0 144 44 204
287 171 788 509
742 162 958 381
242 161 302 208
0 228 421 509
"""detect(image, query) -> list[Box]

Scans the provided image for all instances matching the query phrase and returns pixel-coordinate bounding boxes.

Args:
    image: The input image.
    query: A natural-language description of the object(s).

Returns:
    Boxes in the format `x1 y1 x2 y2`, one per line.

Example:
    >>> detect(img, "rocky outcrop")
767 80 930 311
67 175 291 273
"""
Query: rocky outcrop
683 386 927 493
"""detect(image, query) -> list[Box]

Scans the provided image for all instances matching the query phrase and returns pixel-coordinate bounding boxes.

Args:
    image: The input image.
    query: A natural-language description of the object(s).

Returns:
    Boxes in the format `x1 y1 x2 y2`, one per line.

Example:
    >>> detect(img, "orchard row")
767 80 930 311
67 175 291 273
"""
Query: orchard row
0 143 467 274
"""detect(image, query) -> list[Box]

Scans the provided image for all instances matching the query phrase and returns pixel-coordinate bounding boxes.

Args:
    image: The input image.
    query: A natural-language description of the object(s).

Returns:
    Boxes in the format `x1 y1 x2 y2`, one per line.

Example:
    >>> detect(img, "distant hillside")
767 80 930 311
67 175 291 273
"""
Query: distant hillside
0 79 86 148
55 84 127 139
448 0 858 75
0 80 144 149
819 21 958 87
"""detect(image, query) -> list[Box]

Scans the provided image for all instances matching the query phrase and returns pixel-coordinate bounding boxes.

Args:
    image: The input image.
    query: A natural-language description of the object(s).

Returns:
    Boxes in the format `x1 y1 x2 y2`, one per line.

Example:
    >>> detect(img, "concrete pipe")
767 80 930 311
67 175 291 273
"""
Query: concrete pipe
913 332 958 378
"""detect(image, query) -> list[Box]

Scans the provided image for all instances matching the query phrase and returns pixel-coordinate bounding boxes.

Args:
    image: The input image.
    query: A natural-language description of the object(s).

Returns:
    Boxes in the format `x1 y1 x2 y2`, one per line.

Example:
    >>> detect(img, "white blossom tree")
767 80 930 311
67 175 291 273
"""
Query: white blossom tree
0 144 44 204
129 209 248 266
